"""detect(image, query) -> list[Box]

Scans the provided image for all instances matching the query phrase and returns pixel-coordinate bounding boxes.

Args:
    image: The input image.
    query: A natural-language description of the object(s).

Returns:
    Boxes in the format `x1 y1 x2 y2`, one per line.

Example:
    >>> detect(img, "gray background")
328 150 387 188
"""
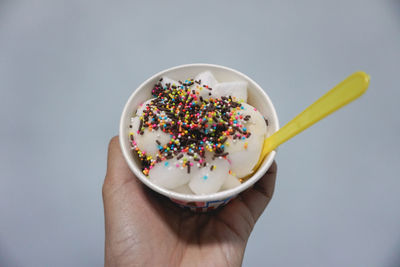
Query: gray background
1 0 399 266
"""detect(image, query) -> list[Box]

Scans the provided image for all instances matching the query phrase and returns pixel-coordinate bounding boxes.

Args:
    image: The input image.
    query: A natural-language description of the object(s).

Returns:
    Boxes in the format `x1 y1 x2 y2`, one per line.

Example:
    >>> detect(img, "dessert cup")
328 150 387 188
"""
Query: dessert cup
120 63 279 212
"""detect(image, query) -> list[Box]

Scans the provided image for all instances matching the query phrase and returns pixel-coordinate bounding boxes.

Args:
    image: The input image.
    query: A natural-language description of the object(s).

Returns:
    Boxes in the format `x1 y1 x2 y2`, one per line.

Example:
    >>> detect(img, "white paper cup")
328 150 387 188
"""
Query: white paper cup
120 64 279 212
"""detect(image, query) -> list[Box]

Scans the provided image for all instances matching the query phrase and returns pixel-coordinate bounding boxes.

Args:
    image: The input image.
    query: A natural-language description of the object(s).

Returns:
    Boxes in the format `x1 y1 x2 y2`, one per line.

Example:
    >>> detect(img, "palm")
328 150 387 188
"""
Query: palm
103 137 277 267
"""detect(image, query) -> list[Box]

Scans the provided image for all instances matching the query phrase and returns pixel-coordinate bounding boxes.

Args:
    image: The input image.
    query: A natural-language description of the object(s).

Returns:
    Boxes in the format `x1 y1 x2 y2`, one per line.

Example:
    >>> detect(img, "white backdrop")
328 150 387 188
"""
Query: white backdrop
1 1 399 266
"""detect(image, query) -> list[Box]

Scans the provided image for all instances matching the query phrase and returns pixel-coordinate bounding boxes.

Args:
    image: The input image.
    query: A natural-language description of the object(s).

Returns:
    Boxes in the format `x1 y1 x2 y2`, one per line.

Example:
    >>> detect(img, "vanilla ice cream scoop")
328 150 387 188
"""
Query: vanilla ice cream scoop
188 156 230 195
238 102 267 136
149 157 192 189
224 102 267 177
213 81 248 102
130 116 171 158
195 71 218 89
160 76 179 88
225 133 264 178
136 98 156 117
189 71 219 100
221 174 242 190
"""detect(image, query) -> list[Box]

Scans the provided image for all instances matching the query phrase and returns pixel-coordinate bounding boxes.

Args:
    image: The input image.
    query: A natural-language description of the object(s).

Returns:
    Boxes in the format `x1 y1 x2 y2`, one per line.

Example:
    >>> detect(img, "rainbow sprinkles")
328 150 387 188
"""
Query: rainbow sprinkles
129 71 268 195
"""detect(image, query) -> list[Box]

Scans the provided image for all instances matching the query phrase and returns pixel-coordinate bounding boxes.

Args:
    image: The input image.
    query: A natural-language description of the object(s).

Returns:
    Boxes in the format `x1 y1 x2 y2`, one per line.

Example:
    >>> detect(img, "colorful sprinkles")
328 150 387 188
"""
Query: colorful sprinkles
129 78 253 176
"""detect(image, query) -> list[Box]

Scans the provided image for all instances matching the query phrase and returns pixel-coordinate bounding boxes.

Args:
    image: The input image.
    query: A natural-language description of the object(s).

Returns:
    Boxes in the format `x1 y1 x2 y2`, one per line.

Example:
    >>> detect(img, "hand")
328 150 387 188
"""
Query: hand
102 136 277 267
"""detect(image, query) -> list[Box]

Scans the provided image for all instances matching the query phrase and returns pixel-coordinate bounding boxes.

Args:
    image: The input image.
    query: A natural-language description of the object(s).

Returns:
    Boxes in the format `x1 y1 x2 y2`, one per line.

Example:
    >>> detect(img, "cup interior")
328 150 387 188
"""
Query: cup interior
119 63 279 202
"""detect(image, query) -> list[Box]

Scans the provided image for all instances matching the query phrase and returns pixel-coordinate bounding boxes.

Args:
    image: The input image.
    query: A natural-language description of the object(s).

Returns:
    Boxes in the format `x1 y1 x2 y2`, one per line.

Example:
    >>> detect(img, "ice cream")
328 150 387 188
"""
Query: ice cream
129 71 267 195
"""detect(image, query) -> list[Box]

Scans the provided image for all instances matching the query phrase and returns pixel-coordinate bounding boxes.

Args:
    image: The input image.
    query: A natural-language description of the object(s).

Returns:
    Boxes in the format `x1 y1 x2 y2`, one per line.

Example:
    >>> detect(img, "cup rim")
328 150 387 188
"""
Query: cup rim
119 63 279 202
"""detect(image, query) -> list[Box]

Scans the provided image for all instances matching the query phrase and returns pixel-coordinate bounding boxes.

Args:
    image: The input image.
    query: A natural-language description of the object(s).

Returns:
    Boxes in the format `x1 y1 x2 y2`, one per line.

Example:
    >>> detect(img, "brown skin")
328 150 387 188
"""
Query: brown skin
103 136 277 267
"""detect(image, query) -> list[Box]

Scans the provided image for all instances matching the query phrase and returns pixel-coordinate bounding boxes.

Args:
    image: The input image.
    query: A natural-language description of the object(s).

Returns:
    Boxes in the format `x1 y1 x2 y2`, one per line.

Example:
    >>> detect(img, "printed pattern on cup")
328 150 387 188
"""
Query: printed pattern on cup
170 195 236 212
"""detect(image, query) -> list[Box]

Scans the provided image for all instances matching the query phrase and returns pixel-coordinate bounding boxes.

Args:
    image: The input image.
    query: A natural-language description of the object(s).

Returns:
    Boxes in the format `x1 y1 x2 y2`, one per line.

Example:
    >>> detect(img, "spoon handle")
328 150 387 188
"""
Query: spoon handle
261 71 370 157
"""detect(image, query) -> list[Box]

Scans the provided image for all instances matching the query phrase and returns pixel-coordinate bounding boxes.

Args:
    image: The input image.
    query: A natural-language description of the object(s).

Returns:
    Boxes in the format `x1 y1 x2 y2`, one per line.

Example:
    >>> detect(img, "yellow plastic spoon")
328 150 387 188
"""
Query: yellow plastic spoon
242 71 370 181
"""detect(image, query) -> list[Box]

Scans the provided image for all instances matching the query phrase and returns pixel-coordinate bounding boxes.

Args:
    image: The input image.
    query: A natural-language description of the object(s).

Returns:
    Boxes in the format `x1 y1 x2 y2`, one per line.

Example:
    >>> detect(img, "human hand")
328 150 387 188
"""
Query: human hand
102 136 277 267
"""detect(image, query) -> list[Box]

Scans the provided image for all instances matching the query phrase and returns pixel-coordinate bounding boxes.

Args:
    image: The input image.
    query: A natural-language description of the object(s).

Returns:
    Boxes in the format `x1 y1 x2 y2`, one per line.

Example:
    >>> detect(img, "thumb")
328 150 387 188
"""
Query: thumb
103 136 138 195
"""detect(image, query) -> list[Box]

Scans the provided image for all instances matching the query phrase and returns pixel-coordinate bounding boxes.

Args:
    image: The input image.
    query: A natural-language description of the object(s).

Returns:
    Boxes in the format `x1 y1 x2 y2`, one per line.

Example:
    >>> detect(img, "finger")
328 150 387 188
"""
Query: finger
103 136 149 264
103 136 138 193
240 161 277 222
